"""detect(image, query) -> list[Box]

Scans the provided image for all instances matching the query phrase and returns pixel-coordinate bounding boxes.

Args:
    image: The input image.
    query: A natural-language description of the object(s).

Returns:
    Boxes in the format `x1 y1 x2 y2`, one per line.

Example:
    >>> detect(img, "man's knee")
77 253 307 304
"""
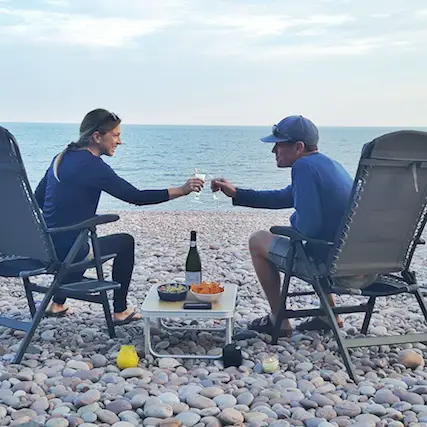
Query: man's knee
249 230 273 257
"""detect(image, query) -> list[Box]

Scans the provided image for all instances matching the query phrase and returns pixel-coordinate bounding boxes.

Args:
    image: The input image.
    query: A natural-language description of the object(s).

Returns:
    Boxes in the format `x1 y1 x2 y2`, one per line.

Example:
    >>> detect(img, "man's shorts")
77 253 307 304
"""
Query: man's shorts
268 235 377 289
268 235 311 279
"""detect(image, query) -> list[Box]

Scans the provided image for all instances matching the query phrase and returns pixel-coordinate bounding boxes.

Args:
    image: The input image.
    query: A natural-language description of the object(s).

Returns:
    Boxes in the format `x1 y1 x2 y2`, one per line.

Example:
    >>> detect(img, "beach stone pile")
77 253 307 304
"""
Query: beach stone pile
0 211 427 426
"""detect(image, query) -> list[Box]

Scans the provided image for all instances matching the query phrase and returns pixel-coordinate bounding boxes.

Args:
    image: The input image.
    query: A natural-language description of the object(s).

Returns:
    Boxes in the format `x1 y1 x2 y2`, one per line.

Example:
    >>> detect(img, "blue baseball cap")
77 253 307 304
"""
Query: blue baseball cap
260 115 319 146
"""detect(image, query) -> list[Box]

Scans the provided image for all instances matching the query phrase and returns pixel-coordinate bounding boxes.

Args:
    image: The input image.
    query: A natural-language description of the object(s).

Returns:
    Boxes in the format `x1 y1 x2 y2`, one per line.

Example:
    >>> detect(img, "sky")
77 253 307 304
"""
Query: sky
0 0 426 126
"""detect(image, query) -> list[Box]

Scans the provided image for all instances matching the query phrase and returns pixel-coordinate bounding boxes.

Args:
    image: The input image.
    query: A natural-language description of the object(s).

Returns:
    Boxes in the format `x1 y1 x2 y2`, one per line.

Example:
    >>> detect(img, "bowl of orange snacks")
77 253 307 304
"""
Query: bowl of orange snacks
190 281 225 302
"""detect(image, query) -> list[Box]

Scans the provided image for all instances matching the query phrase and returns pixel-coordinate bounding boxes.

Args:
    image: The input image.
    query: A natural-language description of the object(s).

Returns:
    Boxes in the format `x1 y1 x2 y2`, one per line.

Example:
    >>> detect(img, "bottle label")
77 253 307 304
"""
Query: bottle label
186 271 201 286
190 242 196 247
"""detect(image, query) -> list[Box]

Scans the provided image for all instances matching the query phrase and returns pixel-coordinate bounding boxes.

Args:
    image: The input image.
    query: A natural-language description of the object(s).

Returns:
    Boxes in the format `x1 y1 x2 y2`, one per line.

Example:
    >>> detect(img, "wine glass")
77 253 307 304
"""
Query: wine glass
193 169 206 202
192 169 220 204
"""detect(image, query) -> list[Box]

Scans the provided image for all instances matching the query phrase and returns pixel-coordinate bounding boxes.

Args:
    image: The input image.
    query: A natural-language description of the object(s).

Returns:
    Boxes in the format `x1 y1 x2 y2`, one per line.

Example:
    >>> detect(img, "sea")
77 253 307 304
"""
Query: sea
3 122 427 212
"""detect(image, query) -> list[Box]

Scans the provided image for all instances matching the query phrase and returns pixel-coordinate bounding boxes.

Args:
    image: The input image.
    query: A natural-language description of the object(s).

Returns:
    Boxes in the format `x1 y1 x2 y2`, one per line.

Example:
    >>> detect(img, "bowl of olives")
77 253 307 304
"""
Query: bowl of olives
157 283 189 301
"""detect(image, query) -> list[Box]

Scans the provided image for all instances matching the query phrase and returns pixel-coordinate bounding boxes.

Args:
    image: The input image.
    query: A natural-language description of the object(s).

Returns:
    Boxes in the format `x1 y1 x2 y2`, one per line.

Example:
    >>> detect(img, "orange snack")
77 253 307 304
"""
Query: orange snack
191 281 224 294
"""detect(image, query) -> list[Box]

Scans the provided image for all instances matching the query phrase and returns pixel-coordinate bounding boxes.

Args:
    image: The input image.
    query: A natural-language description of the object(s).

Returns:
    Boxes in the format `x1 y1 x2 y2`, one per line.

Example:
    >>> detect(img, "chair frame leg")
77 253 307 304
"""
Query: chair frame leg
8 227 120 363
414 288 427 323
23 278 36 319
268 237 427 383
314 278 357 382
361 296 376 335
272 273 291 345
13 285 57 364
100 291 116 339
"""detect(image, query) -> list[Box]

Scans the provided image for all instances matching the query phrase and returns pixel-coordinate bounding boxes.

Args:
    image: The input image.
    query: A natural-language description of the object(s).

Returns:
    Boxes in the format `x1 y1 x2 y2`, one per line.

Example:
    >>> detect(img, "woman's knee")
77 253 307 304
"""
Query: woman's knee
123 233 134 246
124 234 135 252
115 233 135 254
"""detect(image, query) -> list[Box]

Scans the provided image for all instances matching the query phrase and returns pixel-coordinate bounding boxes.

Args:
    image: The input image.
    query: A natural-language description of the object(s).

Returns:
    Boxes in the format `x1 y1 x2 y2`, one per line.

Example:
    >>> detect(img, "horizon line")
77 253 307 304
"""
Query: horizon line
2 120 427 129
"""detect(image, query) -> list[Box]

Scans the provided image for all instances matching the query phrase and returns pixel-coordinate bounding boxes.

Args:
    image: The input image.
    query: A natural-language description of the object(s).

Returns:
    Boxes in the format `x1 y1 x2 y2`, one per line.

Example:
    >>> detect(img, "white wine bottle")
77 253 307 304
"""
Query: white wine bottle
185 230 202 286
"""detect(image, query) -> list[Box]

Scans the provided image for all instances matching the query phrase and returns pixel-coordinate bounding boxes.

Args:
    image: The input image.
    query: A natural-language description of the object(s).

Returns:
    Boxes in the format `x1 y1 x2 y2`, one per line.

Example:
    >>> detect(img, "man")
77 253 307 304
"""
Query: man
211 115 353 335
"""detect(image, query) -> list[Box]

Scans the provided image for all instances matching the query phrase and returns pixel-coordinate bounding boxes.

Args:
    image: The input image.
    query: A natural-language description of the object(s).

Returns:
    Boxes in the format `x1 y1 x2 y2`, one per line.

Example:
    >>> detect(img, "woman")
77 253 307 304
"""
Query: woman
35 108 203 325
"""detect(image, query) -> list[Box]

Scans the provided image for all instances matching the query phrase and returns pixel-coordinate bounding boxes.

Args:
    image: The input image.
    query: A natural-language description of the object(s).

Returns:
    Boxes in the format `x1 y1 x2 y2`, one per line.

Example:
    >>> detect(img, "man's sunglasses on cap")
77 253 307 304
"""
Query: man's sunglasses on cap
272 124 293 142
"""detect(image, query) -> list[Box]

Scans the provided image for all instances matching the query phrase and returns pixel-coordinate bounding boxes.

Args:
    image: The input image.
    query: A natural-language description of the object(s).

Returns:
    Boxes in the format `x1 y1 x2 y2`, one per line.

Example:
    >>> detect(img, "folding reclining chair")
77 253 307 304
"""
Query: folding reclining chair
0 126 121 363
270 130 427 382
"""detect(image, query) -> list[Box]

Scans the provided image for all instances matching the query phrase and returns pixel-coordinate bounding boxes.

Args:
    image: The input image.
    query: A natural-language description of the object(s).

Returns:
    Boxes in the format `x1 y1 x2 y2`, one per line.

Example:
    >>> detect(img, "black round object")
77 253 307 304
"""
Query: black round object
157 283 189 301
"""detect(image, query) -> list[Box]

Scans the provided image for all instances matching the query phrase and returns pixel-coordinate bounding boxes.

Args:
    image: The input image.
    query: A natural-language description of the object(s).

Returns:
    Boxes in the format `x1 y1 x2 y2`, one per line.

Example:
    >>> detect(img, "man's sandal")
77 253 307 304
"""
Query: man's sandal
247 315 292 338
296 317 343 332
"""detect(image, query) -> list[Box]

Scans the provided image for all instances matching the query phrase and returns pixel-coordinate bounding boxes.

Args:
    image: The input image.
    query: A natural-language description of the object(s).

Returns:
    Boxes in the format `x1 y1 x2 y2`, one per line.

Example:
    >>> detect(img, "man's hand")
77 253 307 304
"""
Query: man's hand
211 178 237 198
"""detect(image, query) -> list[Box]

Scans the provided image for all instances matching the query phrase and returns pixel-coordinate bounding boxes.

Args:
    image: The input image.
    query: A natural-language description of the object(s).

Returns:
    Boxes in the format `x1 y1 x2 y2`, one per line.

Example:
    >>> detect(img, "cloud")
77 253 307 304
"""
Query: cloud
43 0 69 6
264 38 386 57
0 8 172 47
199 35 391 60
202 3 427 59
0 0 426 59
203 15 293 37
371 12 393 18
202 13 353 38
296 29 327 37
0 3 355 53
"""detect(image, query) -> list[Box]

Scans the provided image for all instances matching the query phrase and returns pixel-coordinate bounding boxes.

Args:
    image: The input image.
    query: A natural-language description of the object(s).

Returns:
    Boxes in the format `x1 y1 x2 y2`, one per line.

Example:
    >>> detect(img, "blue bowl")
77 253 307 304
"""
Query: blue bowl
157 283 189 302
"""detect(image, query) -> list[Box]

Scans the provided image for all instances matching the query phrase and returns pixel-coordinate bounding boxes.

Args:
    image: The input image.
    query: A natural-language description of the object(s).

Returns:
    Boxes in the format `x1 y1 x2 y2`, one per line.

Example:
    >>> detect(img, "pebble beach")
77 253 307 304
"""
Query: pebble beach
1 211 427 427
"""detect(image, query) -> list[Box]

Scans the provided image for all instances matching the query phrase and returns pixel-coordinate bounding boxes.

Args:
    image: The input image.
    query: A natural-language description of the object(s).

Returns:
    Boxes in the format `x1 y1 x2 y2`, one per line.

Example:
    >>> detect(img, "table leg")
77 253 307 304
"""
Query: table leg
225 318 233 345
143 316 235 359
144 318 151 356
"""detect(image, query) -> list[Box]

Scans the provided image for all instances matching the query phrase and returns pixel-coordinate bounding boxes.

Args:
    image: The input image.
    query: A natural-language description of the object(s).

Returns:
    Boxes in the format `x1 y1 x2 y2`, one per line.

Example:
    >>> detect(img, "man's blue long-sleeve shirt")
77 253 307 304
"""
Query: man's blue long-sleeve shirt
35 150 170 260
233 152 353 259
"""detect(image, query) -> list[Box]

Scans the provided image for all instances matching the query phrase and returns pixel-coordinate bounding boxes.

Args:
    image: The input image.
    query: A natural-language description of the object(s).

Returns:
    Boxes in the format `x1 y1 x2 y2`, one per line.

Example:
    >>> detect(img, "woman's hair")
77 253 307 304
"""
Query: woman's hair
53 108 121 181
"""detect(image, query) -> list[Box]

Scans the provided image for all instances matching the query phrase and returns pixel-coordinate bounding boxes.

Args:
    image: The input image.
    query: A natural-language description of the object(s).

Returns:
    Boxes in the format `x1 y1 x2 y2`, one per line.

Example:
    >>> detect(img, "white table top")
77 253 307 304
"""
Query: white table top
141 283 238 319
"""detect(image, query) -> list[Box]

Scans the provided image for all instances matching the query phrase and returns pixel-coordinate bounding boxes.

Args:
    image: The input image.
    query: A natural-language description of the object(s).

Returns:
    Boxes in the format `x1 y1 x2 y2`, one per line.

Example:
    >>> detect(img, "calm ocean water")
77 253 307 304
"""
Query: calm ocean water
3 122 427 212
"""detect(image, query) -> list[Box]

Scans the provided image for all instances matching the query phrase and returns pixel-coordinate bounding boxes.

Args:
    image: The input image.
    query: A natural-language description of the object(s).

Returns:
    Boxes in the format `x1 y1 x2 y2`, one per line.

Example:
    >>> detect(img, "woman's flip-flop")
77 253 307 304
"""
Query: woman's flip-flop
44 308 70 318
247 315 292 337
114 311 142 326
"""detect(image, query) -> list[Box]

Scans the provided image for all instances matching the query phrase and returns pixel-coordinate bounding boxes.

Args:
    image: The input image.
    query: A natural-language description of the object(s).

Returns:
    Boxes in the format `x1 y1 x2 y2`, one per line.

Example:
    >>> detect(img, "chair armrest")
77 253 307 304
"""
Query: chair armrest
270 226 334 246
47 214 120 234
